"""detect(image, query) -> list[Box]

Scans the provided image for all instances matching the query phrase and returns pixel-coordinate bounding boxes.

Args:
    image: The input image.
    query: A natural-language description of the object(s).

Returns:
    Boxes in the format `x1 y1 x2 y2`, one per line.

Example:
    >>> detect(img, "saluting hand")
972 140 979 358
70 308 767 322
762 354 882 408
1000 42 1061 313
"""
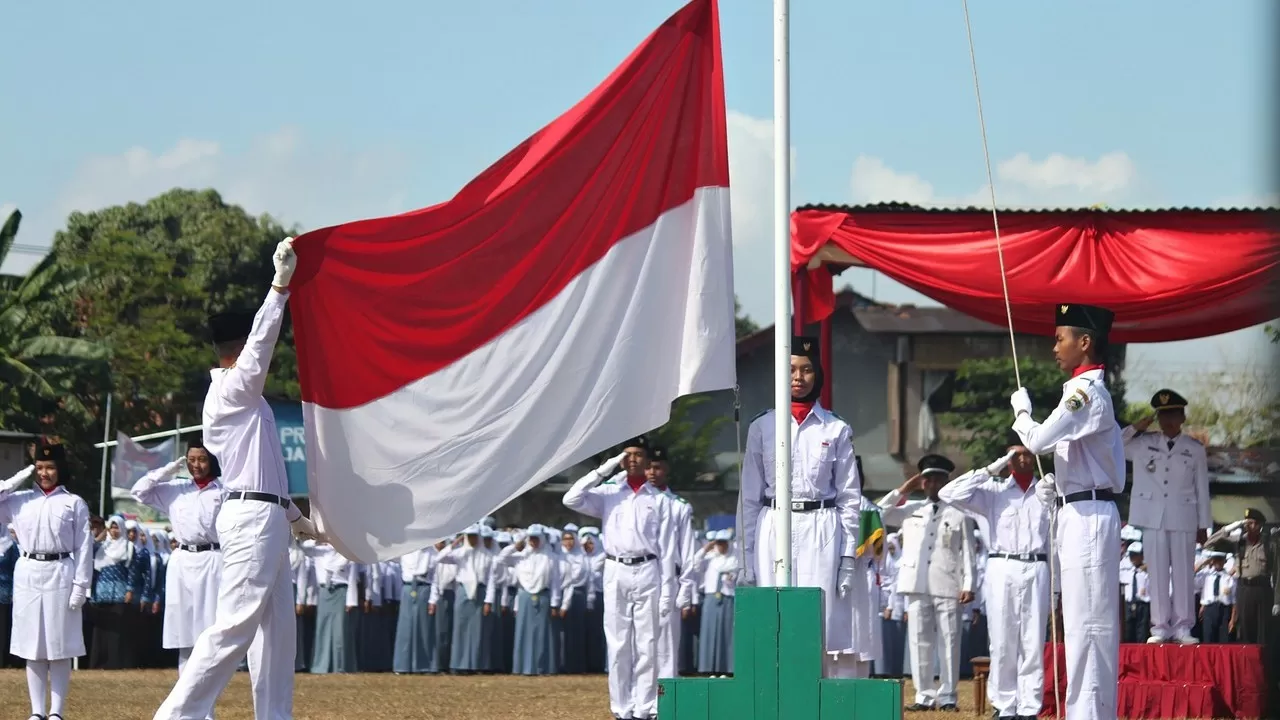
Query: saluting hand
1132 415 1155 433
272 237 297 290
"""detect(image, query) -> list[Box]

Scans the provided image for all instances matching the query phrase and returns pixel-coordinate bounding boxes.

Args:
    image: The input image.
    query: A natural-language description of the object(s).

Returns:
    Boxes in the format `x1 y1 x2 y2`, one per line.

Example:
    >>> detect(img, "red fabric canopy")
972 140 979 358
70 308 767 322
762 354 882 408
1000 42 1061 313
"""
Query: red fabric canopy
791 206 1280 343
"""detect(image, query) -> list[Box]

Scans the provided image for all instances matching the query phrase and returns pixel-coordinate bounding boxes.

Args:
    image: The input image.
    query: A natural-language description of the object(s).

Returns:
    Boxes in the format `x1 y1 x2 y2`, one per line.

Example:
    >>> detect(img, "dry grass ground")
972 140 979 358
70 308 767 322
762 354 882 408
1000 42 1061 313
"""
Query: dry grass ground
0 670 984 719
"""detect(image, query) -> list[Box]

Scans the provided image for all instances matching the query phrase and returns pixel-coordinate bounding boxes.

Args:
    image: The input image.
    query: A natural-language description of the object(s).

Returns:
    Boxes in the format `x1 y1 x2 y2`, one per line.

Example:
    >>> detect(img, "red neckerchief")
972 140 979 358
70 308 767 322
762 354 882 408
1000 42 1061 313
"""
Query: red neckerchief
1011 470 1034 493
194 477 214 490
791 401 814 424
626 474 647 493
1071 363 1105 378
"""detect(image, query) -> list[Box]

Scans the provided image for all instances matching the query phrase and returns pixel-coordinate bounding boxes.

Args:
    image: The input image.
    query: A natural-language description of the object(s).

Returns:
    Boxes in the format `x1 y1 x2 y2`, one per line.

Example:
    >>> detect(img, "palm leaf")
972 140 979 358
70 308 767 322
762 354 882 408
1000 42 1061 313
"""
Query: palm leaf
0 209 19 268
15 335 109 366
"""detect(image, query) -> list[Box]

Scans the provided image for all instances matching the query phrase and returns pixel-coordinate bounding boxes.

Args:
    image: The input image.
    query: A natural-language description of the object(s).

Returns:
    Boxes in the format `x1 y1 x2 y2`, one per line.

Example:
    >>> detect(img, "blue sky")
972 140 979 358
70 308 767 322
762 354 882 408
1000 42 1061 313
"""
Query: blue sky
2 0 1275 404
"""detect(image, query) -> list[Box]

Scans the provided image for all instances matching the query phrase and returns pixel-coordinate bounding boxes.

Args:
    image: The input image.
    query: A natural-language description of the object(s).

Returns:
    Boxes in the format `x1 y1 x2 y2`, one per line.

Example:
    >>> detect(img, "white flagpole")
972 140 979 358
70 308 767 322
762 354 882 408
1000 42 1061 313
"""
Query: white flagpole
174 413 182 461
772 0 793 587
97 393 112 517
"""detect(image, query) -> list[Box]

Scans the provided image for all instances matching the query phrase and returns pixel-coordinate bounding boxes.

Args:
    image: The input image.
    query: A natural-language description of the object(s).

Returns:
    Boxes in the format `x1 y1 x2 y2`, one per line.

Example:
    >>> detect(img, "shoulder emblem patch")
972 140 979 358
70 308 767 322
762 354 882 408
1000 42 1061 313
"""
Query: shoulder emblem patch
1064 388 1089 412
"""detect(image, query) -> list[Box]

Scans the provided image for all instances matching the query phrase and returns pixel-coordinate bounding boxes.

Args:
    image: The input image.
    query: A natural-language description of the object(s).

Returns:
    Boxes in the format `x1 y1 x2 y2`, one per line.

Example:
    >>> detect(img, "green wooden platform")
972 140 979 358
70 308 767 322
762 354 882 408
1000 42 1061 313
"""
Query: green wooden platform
657 587 903 719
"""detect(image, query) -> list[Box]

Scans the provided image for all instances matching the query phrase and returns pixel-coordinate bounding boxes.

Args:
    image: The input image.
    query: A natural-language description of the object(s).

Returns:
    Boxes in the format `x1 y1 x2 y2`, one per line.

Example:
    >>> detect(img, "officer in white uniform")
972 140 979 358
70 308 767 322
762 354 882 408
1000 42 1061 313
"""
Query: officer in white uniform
563 437 677 720
878 454 976 712
1121 389 1210 644
1011 303 1125 720
155 238 322 720
939 435 1051 720
740 335 863 678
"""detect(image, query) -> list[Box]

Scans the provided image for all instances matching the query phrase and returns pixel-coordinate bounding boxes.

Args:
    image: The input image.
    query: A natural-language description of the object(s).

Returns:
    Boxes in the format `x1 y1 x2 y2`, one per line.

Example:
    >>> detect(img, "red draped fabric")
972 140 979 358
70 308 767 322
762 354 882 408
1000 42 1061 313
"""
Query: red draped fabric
1041 643 1267 718
791 207 1280 342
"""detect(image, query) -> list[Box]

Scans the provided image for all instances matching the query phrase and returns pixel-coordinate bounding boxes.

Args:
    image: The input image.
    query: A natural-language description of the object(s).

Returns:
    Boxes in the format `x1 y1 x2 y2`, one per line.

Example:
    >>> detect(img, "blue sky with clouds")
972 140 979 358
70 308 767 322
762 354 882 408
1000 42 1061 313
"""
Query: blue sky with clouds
2 0 1274 403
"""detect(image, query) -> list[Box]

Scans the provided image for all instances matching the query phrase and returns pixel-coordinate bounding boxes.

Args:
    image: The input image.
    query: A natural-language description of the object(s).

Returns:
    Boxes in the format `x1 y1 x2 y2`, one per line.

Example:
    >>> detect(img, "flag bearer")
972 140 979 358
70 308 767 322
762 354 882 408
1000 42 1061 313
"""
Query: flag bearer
739 335 864 679
563 437 678 720
878 455 976 712
1121 389 1210 644
1011 303 1125 720
0 442 93 720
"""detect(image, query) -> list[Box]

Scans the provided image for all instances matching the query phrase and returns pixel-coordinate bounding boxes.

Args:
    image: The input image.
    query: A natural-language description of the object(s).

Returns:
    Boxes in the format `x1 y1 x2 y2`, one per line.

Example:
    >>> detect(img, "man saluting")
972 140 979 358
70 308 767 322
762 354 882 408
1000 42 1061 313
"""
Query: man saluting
1010 303 1125 720
155 238 322 720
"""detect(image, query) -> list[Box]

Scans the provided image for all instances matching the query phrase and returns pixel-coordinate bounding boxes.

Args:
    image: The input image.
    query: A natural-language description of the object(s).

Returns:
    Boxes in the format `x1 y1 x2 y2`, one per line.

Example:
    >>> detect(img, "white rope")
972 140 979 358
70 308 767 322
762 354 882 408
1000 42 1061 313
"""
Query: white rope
960 2 1063 718
732 384 747 574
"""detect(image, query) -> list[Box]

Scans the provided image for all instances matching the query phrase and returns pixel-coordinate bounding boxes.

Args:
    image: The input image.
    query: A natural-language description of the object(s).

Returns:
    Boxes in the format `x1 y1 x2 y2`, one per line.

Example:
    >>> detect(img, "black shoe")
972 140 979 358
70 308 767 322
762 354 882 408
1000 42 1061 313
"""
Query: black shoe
905 704 934 712
939 705 960 712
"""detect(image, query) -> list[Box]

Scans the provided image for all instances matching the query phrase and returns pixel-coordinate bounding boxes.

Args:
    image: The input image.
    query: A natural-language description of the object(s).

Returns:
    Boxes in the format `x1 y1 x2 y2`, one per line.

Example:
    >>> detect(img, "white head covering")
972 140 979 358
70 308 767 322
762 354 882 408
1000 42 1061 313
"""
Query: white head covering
1128 542 1144 555
495 531 512 545
96 515 132 570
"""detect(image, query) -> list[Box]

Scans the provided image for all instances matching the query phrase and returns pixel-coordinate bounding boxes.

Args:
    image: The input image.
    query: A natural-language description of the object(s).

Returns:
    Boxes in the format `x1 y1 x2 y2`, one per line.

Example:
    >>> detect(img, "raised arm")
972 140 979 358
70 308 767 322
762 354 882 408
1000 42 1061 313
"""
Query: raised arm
1012 383 1109 456
563 452 625 519
130 459 186 513
219 287 290 410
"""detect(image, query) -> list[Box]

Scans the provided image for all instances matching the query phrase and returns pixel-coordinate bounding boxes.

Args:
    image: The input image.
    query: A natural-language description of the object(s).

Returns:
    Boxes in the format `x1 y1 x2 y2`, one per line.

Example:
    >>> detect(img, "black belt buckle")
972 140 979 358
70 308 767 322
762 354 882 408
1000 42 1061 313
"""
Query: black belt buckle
608 553 655 566
24 551 69 562
232 491 290 509
182 543 218 552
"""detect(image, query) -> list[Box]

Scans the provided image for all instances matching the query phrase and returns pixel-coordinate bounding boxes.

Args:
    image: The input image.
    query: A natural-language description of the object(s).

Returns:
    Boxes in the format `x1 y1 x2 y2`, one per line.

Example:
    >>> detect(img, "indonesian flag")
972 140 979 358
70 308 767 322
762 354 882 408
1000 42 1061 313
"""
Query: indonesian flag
288 0 735 562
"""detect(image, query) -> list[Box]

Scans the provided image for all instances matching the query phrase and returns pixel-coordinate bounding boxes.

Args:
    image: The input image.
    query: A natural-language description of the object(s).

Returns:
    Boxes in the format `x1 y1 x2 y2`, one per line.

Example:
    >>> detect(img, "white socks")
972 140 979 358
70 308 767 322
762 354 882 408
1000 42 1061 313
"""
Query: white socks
25 658 71 717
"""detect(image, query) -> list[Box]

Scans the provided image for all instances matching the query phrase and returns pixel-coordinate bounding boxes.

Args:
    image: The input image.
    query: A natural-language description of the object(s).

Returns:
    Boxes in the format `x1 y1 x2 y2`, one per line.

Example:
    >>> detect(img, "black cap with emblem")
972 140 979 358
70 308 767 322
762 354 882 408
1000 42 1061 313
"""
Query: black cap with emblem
1151 389 1187 412
1055 303 1115 335
34 441 66 463
917 453 955 478
1245 507 1267 524
621 435 649 453
208 310 254 345
791 335 824 403
648 446 668 464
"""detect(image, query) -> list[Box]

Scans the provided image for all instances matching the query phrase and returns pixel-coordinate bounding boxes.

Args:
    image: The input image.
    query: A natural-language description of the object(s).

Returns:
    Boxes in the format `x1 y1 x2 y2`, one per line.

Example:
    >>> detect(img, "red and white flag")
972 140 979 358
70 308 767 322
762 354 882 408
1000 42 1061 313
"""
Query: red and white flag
289 0 735 562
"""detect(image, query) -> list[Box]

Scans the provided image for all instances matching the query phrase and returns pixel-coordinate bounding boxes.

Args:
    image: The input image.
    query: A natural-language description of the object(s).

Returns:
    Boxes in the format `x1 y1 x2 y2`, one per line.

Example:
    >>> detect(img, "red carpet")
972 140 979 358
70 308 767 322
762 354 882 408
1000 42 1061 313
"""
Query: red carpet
1041 643 1267 718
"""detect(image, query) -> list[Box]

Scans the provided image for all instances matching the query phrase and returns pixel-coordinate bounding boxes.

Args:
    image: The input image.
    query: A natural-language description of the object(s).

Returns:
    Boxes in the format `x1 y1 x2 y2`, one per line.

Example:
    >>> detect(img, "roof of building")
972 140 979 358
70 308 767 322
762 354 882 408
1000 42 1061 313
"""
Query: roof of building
736 289 884 356
795 202 1279 215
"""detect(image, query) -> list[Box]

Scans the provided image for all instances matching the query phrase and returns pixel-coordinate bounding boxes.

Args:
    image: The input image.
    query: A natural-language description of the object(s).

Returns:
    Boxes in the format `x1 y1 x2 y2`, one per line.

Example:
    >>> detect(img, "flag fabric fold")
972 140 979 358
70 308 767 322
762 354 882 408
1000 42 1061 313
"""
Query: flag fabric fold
288 0 734 562
856 509 885 558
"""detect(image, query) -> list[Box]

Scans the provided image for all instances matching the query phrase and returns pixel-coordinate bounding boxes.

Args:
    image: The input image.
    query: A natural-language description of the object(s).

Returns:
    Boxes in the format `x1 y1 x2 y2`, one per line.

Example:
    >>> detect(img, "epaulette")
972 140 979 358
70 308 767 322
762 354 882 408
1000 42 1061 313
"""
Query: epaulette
671 494 689 504
750 409 772 422
600 479 617 486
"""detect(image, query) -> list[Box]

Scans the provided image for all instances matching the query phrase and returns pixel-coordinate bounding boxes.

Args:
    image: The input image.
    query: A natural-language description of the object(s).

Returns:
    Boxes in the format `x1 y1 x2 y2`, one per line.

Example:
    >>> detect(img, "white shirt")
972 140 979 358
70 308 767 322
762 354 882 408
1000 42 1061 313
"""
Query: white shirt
435 542 495 602
312 544 360 607
399 547 436 583
740 404 863 565
1012 368 1126 496
491 543 563 607
1198 569 1234 606
696 548 739 598
563 470 679 606
1126 567 1149 603
0 486 94 591
938 468 1051 556
203 290 298 518
879 490 976 598
131 469 223 546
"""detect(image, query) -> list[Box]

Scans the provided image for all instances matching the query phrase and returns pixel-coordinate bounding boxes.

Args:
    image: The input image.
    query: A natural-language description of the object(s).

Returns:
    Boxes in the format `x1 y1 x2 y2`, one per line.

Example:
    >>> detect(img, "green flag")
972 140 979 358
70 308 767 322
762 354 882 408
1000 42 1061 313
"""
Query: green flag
856 508 885 558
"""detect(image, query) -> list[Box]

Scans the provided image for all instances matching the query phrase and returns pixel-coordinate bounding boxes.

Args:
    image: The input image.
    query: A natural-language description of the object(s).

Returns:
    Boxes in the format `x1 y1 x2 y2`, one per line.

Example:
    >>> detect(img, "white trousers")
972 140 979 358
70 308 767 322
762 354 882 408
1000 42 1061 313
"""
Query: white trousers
656 579 679 679
905 594 960 707
1058 501 1120 720
604 557 660 719
154 499 295 720
985 557 1049 717
1138 527 1195 639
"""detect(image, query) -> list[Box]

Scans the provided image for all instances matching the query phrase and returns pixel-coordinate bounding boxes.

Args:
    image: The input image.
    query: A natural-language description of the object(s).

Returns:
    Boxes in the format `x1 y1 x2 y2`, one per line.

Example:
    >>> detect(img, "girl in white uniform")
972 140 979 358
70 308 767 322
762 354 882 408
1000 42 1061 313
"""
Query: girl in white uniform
0 441 93 720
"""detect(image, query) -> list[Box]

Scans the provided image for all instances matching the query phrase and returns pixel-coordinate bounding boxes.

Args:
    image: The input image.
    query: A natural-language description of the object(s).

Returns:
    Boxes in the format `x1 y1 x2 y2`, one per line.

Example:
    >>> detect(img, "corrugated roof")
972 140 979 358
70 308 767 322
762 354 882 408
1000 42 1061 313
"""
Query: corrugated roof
851 305 1008 334
795 202 1280 215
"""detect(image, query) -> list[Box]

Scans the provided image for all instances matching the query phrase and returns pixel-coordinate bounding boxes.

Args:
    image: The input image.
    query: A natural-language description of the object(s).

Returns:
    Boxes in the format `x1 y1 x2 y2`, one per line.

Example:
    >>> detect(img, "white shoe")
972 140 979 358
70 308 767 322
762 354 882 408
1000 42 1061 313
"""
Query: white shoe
1146 635 1167 644
1175 634 1199 645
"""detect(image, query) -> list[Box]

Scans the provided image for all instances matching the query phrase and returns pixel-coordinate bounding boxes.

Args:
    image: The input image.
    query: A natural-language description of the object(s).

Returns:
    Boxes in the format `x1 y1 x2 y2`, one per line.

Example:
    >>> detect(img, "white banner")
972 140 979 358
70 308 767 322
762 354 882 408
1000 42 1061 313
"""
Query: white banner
111 431 176 494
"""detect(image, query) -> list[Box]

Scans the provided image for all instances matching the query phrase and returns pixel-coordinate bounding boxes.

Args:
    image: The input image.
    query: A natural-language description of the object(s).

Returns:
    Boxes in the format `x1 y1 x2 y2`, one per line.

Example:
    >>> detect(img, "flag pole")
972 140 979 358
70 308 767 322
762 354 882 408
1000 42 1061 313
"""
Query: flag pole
97 393 113 517
772 0 793 587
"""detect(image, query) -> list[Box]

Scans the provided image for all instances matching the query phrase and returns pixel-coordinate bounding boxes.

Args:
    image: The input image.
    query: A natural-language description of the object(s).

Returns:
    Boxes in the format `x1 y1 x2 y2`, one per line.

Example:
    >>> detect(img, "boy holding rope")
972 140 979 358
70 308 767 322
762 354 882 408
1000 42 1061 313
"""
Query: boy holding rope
1010 303 1125 720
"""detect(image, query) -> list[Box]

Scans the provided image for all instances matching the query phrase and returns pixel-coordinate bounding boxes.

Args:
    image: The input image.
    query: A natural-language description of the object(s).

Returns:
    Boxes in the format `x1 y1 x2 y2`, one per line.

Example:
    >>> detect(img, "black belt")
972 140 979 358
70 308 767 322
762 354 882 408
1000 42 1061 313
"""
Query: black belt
21 551 70 562
179 543 220 552
1238 576 1270 588
1055 489 1115 507
227 491 290 509
764 497 837 512
606 553 657 566
989 552 1048 563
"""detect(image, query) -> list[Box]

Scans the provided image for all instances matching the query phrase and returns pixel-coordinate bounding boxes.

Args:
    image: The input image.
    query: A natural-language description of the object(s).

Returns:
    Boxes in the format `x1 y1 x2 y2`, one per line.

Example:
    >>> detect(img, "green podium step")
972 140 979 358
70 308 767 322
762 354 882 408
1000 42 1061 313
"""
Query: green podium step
658 587 902 719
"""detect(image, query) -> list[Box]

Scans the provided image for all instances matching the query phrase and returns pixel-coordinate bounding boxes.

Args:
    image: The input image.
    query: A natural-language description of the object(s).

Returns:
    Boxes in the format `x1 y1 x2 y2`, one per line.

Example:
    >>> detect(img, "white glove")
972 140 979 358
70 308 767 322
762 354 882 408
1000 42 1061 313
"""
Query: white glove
166 458 187 475
659 593 672 618
271 237 297 288
1035 473 1057 506
837 556 857 598
69 585 87 611
1224 519 1246 533
0 465 33 492
595 451 628 478
985 449 1017 476
1011 387 1033 417
290 514 323 542
1272 604 1279 617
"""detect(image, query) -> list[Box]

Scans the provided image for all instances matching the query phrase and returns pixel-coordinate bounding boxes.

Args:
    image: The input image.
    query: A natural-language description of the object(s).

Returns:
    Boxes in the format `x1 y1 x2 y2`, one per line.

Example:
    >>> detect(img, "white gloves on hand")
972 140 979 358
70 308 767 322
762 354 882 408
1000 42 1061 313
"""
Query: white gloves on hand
1225 519 1246 533
659 593 672 618
837 556 857 598
985 449 1017 476
595 451 628 478
0 465 33 493
1272 604 1279 617
1035 473 1057 506
166 458 187 475
1011 387 1033 417
69 585 87 611
272 237 297 288
291 515 323 542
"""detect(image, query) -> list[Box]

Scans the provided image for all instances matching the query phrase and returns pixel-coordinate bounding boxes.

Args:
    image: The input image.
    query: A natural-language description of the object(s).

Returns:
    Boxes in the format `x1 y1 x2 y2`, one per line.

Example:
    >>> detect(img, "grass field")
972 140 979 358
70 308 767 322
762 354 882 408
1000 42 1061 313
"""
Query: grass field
0 670 982 719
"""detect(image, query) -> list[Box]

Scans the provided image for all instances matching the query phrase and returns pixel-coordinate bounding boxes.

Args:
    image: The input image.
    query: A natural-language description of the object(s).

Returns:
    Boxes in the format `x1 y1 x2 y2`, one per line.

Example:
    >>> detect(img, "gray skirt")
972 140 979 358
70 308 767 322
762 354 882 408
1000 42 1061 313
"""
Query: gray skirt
311 585 357 673
697 593 733 674
394 582 434 673
450 584 488 671
513 589 555 675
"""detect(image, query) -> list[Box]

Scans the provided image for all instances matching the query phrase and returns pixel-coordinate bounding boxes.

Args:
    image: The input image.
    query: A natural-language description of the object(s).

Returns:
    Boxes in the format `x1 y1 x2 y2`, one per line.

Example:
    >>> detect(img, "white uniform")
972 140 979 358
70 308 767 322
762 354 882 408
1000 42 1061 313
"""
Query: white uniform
156 290 302 720
1121 426 1210 641
739 404 862 675
659 487 696 680
131 464 225 665
879 489 975 708
939 468 1052 718
1014 367 1126 720
564 464 677 720
0 483 93 660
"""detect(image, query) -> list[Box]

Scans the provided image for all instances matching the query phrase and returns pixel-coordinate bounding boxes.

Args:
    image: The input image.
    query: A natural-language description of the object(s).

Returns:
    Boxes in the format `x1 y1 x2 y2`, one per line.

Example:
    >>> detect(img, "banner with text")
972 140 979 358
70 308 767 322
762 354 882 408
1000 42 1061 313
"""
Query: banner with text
269 399 309 497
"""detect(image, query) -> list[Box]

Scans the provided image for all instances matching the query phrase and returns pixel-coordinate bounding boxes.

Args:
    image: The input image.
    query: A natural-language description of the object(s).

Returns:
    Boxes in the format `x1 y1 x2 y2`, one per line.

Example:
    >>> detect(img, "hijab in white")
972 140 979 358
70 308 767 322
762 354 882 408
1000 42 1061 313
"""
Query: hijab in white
95 515 131 570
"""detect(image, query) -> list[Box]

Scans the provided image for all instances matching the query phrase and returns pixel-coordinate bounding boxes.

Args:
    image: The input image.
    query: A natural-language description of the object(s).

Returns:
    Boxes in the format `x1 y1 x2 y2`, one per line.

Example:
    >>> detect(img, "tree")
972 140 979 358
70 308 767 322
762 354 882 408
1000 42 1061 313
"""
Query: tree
644 394 732 490
1177 369 1280 448
939 357 1067 469
734 297 758 339
0 209 109 438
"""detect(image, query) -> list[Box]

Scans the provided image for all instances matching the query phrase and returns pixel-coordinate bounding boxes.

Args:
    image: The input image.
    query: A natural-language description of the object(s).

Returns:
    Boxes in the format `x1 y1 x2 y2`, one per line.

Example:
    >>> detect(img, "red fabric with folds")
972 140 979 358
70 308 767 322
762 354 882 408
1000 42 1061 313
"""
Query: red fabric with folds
1041 643 1266 718
791 208 1280 342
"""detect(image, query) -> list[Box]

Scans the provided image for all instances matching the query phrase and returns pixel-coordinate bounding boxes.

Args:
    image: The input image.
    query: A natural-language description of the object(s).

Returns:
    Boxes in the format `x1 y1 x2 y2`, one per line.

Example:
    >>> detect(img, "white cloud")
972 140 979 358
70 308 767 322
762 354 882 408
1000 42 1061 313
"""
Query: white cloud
850 151 1138 209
